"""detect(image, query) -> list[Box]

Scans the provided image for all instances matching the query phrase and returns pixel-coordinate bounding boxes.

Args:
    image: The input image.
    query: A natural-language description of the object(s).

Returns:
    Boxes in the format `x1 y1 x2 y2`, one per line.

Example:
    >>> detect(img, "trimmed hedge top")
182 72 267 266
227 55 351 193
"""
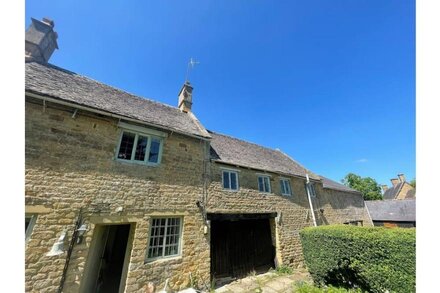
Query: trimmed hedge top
300 225 415 293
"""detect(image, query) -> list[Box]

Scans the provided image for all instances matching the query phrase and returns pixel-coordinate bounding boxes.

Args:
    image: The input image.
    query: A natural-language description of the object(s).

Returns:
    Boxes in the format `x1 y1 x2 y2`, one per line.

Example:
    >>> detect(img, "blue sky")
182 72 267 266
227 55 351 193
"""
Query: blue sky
25 0 415 186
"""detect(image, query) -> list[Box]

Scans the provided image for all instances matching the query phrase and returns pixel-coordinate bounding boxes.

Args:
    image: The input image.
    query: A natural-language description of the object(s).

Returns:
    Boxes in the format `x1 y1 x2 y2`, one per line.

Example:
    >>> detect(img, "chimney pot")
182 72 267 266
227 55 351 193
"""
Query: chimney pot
390 178 399 187
397 174 406 183
42 17 55 27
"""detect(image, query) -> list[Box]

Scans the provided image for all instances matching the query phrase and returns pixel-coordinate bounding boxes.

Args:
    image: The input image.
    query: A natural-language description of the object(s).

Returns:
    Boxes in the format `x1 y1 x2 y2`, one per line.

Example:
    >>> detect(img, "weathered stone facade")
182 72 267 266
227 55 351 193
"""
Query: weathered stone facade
25 96 372 292
26 99 211 292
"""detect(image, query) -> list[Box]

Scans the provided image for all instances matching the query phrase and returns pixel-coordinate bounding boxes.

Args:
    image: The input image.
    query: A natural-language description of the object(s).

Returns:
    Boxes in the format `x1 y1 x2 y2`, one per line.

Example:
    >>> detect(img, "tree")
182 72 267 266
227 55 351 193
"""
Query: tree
409 178 416 189
341 173 383 200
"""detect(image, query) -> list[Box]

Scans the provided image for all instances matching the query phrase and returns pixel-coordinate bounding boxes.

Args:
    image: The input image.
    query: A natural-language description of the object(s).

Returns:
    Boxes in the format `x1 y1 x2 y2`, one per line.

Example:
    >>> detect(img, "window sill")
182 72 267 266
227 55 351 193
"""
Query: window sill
144 255 182 265
222 188 239 192
115 158 160 167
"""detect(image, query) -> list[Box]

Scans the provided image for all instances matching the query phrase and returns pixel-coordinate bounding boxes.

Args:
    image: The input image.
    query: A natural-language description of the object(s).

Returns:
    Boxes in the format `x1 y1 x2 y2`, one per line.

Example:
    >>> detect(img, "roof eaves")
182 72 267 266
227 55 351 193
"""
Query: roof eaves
26 90 212 141
211 159 319 181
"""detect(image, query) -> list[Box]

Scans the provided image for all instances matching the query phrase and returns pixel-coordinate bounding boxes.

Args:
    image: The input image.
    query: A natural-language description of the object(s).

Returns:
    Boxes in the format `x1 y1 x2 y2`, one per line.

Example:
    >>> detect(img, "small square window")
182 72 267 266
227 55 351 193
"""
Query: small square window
258 176 271 193
223 170 239 191
116 130 163 165
146 217 182 260
280 179 292 196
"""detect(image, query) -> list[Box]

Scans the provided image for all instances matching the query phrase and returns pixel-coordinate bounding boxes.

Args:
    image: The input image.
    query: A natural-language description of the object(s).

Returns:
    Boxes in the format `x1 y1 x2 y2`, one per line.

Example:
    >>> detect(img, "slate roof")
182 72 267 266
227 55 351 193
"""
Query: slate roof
25 61 210 139
365 199 416 222
209 131 320 180
319 175 361 194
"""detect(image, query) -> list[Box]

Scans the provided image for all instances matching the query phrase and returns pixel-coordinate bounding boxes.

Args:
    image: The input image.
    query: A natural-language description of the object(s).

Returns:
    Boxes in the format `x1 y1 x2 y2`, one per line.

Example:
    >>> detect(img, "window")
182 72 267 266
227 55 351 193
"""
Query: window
147 217 182 260
25 214 37 241
280 178 292 196
116 130 163 165
306 182 317 197
258 175 271 193
222 170 239 191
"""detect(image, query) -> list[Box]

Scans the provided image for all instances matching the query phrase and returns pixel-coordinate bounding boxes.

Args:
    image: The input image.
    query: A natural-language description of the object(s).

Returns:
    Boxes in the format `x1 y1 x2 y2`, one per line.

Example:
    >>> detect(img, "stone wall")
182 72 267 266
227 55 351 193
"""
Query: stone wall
25 98 211 292
25 97 372 292
396 183 415 200
206 165 372 268
311 188 373 227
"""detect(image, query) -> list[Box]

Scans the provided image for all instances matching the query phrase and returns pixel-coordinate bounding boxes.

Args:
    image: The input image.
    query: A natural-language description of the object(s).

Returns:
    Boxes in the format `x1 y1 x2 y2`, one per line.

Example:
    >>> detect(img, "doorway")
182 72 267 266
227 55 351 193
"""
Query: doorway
209 214 276 281
82 224 133 293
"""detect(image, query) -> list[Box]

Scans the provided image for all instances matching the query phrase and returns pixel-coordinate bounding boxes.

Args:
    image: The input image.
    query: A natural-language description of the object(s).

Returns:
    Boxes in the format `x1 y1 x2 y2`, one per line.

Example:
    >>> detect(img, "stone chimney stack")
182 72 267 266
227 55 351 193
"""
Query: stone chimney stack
25 17 58 63
178 81 193 113
397 173 406 183
382 185 389 192
390 178 399 187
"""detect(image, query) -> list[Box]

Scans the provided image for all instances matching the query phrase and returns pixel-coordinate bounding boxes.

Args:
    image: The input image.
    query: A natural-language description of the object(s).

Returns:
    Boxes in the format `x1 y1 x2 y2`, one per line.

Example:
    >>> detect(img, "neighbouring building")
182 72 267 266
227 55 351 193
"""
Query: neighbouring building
382 174 416 200
25 18 373 292
365 199 416 228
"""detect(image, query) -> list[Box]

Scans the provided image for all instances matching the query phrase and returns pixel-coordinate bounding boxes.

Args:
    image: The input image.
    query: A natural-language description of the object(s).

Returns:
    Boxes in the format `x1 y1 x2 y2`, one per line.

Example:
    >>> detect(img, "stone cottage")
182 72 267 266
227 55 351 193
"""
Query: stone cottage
381 174 416 200
25 18 372 292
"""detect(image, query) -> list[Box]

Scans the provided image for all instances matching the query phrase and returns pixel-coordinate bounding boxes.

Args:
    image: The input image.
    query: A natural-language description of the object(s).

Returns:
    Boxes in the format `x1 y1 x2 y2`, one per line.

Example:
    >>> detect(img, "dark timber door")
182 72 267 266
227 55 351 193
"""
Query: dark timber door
210 216 275 279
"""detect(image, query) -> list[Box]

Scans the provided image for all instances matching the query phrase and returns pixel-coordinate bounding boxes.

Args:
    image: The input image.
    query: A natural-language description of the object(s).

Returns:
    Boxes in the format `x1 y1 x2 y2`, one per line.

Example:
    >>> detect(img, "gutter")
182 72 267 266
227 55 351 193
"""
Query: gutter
306 173 317 227
26 91 212 142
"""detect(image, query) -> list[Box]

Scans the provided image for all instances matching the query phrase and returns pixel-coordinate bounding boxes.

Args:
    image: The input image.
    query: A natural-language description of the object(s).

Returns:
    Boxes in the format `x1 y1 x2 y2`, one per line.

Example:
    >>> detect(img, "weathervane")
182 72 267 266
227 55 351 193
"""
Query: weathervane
185 57 200 82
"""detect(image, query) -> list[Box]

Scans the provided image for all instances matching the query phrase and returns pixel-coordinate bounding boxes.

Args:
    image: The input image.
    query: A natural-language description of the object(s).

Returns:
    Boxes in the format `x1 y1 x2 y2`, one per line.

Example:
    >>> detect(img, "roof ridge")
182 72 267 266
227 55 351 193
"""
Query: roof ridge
30 61 183 112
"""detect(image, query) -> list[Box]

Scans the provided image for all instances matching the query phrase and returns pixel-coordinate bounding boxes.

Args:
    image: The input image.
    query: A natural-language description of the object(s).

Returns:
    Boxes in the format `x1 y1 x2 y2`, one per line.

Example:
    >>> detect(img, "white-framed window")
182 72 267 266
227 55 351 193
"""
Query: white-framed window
306 182 317 197
25 214 37 241
116 130 164 165
258 175 271 193
280 178 292 196
146 217 182 261
222 170 239 191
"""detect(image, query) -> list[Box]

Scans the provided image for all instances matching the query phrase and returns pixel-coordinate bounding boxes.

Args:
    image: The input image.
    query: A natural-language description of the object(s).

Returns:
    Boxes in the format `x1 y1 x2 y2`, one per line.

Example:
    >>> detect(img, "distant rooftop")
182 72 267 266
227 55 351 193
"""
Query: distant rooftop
365 199 416 222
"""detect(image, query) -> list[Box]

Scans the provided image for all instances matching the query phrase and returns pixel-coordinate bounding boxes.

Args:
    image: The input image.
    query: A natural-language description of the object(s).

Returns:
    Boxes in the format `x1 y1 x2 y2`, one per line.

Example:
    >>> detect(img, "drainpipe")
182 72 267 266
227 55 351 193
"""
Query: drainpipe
306 174 317 227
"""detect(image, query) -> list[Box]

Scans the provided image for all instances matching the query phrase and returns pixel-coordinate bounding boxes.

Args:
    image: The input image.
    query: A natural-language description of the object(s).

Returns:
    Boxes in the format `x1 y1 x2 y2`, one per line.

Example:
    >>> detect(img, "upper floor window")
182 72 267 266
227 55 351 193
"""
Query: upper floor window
223 170 239 191
280 178 292 196
116 123 166 165
306 182 317 197
258 175 271 193
146 217 182 261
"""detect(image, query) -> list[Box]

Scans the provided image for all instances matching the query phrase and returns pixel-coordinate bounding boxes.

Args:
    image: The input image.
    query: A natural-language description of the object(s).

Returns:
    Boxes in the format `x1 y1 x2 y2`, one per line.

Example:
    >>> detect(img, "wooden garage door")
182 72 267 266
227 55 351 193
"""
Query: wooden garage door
211 218 275 279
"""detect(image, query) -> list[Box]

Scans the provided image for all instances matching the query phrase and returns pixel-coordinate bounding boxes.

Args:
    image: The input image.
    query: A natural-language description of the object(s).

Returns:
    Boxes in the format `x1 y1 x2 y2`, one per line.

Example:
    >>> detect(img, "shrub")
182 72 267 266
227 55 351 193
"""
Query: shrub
299 225 415 293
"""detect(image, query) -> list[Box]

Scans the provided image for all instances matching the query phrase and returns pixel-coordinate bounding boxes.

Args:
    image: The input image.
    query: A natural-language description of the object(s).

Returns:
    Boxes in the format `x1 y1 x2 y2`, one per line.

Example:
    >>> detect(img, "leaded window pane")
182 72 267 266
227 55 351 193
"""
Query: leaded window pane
223 171 230 189
230 172 237 190
264 177 271 192
134 135 148 161
118 132 135 160
258 177 264 192
147 217 181 260
148 138 161 163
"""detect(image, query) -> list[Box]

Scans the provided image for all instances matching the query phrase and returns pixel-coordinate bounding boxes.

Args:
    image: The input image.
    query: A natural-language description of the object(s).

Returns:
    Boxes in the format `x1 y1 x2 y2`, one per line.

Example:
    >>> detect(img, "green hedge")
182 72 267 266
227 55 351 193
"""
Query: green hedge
299 225 415 293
